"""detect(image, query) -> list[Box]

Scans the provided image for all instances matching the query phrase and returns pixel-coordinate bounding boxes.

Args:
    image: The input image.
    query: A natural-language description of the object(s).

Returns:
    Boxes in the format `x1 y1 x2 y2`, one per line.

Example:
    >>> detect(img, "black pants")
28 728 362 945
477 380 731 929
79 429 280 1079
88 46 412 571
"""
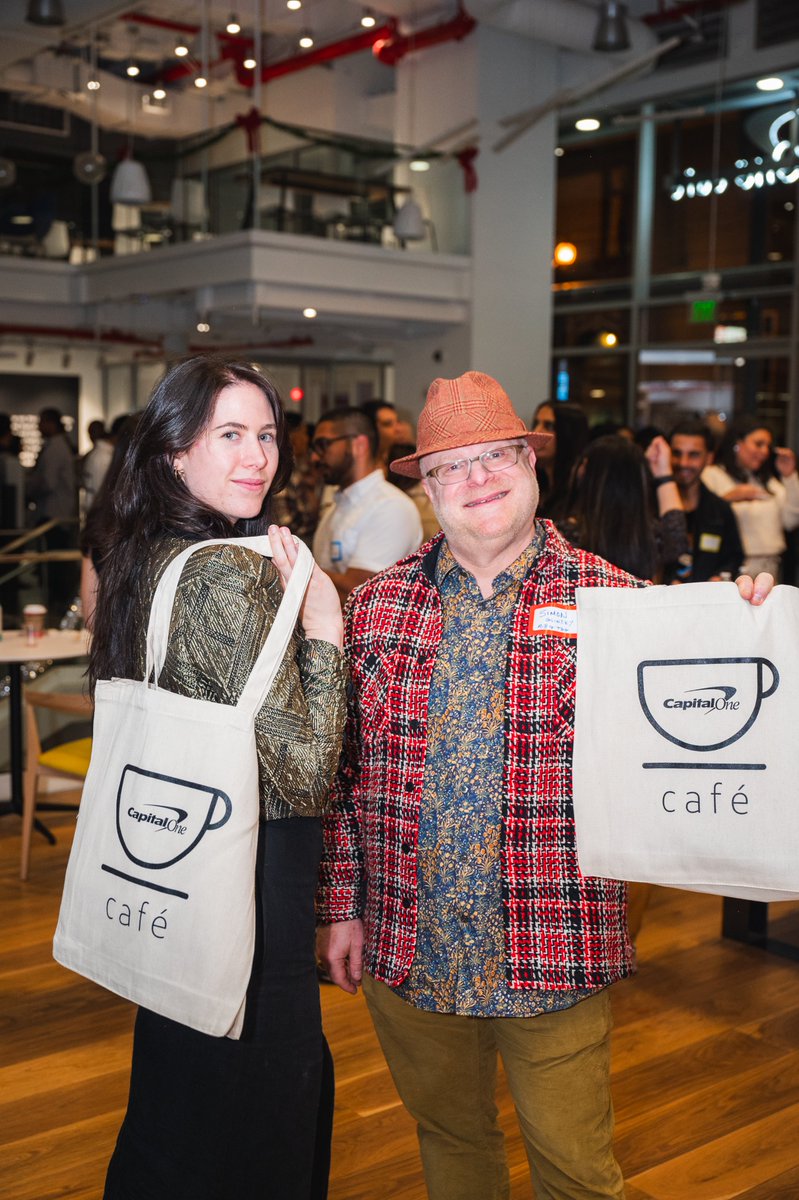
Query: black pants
104 818 333 1200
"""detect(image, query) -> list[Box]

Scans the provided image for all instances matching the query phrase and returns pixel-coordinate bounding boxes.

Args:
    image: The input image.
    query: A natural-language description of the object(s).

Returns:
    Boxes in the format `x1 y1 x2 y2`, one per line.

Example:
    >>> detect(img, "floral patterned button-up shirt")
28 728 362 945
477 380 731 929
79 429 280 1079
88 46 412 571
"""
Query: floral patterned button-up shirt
393 537 593 1017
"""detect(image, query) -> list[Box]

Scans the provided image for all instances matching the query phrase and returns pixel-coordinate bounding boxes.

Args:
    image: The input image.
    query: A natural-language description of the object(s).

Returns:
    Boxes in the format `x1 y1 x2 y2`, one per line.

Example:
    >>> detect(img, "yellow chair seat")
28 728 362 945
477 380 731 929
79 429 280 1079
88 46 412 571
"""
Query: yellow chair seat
39 737 93 776
22 689 94 880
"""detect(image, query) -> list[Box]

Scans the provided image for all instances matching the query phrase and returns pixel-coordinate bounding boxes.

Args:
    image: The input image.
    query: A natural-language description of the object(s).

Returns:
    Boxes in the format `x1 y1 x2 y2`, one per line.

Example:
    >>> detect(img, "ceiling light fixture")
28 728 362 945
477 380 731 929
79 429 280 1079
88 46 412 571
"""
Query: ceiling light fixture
361 8 376 27
409 158 430 172
287 0 302 9
175 42 190 57
195 75 208 88
126 62 141 78
243 56 256 69
152 87 166 101
299 31 314 48
575 117 601 132
593 1 630 53
87 77 100 91
25 0 65 26
197 320 210 333
757 76 785 92
302 307 317 319
226 14 241 34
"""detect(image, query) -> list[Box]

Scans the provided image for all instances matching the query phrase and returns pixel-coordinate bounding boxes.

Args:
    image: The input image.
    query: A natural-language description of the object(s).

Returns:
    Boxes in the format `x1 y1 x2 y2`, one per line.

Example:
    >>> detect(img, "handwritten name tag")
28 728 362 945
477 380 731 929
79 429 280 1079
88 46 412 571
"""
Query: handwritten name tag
529 604 578 637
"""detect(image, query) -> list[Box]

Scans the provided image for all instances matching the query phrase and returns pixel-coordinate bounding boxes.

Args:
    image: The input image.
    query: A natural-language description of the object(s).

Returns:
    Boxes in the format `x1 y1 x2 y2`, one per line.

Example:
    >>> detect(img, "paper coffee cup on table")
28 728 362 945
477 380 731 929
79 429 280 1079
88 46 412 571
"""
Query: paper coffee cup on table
23 604 46 642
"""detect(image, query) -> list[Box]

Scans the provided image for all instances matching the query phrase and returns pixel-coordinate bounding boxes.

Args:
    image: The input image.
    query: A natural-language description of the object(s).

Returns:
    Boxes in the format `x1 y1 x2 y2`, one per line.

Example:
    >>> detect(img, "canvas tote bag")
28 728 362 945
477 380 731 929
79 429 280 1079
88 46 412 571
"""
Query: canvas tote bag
572 582 799 902
54 535 313 1038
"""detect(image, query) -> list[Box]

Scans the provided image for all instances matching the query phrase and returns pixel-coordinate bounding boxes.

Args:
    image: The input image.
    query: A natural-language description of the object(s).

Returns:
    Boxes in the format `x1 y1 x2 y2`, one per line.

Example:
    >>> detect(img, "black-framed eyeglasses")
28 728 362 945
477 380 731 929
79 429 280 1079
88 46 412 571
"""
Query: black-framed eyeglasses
310 434 353 455
424 443 526 485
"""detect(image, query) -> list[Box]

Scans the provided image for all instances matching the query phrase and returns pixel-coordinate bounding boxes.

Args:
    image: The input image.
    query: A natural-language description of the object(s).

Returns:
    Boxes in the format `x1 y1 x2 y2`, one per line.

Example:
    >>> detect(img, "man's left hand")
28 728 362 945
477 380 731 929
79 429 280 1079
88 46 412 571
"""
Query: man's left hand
735 573 774 606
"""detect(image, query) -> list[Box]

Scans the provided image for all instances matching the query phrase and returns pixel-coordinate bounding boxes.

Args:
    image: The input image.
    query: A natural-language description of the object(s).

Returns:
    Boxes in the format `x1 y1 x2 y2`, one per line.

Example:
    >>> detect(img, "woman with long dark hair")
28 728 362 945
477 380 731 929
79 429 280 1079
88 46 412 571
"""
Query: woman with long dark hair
531 400 589 518
93 356 346 1200
702 416 799 579
558 434 688 582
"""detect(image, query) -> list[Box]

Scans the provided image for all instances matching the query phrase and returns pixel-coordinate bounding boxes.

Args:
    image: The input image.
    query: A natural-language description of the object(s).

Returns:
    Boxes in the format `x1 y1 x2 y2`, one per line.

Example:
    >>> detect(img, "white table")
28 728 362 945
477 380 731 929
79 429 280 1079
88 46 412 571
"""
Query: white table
0 628 90 840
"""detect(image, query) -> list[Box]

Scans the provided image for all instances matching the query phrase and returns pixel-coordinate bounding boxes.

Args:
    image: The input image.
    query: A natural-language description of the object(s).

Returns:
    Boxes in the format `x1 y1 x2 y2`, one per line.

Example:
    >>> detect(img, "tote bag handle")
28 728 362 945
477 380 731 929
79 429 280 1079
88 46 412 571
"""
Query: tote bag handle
145 535 314 719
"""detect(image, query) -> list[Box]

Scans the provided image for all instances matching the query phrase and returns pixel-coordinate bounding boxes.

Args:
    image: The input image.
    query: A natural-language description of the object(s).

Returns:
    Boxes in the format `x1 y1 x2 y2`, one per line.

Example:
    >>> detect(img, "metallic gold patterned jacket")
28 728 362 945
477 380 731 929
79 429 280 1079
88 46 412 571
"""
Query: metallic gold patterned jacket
133 537 346 821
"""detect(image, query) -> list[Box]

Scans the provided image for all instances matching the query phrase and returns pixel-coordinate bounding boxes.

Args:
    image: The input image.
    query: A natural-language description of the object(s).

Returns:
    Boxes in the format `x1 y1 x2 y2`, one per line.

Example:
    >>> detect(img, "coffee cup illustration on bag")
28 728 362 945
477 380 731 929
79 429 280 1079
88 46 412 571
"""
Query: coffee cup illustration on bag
115 764 232 870
637 657 779 754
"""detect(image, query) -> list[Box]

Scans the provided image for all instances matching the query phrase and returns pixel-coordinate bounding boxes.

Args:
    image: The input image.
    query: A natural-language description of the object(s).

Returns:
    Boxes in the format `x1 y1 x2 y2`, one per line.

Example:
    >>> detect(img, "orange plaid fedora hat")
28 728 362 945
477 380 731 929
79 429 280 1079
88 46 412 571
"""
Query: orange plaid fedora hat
390 371 552 480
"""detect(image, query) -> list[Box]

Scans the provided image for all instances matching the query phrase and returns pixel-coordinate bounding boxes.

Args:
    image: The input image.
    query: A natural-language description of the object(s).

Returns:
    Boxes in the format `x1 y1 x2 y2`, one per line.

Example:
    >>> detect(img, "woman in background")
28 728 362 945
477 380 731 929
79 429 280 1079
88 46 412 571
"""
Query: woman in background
79 413 140 629
702 416 799 579
531 400 589 518
559 434 688 582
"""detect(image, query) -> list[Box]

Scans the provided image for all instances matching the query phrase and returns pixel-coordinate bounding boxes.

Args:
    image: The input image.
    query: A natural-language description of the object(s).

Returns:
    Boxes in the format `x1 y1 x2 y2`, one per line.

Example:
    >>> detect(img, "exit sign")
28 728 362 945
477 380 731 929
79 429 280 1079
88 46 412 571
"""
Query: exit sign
690 298 717 323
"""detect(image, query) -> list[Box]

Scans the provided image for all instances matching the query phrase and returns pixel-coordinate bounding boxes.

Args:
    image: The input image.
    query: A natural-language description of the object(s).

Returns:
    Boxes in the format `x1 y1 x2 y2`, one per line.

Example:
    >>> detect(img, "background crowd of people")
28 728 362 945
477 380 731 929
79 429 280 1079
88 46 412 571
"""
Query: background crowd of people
0 390 796 636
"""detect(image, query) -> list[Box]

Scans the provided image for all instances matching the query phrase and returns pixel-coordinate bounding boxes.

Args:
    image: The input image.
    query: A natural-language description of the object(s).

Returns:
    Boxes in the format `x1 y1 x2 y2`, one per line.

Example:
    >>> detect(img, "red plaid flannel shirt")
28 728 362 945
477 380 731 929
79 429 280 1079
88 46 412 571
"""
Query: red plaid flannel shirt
318 521 642 990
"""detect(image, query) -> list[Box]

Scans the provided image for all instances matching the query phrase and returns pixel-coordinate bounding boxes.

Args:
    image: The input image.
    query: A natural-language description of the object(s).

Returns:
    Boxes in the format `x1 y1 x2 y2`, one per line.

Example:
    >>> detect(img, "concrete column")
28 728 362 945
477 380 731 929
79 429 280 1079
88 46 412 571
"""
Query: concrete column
471 25 558 413
391 24 558 419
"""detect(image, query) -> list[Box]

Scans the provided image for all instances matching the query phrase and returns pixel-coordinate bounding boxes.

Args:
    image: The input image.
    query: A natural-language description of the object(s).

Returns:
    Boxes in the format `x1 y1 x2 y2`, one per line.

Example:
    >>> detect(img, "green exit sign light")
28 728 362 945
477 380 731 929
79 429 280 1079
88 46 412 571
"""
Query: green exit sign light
690 298 717 323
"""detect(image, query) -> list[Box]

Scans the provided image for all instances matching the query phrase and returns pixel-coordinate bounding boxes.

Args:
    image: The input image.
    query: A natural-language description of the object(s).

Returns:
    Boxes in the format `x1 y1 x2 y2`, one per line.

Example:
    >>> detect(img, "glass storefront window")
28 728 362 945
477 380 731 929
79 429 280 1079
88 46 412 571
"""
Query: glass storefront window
554 132 637 282
552 306 630 351
645 292 792 344
549 352 629 425
652 109 797 274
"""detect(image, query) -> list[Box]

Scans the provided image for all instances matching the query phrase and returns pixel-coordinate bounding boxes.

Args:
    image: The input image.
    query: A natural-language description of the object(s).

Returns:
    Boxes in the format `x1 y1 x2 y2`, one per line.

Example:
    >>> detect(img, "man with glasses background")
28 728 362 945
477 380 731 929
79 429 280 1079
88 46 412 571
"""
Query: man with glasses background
310 406 422 601
316 371 774 1200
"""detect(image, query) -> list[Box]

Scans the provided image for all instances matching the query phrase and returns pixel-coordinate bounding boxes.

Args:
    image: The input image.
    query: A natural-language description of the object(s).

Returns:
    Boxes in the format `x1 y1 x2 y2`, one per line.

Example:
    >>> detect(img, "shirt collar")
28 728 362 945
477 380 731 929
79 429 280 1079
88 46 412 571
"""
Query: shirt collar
335 468 385 505
435 525 545 594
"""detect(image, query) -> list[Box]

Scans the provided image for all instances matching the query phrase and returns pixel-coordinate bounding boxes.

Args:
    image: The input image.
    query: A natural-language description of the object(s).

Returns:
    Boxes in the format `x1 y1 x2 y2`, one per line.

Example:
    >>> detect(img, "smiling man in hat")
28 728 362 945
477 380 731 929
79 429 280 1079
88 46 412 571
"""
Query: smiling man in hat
316 371 772 1200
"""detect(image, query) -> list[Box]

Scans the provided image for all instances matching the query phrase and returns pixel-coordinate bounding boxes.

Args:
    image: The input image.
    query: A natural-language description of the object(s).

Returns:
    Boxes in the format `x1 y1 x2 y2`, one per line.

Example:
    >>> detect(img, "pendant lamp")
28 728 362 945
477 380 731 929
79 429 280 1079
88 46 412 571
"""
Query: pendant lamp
593 1 630 52
393 196 425 241
110 155 152 205
26 0 65 25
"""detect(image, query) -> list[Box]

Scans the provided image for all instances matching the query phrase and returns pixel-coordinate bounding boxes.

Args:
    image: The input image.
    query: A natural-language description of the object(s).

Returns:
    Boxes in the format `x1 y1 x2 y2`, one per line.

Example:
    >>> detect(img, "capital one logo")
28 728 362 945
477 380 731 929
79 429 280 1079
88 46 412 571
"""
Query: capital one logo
637 657 779 767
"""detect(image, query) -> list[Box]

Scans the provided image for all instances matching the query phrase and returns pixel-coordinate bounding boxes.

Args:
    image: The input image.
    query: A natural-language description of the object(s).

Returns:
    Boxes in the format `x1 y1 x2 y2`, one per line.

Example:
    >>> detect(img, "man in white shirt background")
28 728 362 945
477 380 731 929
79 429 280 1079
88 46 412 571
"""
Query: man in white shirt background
311 406 423 601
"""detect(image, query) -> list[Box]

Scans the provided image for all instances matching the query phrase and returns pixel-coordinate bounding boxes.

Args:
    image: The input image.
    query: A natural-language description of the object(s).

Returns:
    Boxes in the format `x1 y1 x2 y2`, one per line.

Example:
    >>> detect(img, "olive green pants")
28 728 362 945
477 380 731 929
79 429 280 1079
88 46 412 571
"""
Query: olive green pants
363 975 625 1200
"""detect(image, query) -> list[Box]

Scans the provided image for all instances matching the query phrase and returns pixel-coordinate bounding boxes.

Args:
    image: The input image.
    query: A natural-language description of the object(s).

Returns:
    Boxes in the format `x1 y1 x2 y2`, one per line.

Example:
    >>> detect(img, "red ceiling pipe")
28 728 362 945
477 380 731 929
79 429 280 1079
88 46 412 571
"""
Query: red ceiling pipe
160 24 396 87
0 323 163 350
231 23 396 88
162 37 249 85
372 7 476 66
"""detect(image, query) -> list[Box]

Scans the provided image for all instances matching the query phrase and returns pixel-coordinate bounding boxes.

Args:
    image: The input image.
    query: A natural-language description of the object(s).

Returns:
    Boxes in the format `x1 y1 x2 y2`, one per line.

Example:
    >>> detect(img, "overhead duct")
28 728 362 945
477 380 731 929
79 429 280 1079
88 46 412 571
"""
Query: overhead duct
365 0 658 57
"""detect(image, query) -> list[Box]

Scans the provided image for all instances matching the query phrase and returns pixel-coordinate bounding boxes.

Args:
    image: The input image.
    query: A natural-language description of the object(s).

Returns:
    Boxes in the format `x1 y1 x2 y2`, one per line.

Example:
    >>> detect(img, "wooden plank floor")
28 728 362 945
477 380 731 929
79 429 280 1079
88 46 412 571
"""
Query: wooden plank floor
4 811 799 1199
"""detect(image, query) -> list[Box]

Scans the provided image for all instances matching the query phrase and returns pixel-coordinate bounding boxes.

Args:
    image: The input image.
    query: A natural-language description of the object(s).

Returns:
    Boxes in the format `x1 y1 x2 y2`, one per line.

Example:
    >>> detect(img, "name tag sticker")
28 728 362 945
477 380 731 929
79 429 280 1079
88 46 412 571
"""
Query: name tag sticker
698 532 722 553
529 604 578 637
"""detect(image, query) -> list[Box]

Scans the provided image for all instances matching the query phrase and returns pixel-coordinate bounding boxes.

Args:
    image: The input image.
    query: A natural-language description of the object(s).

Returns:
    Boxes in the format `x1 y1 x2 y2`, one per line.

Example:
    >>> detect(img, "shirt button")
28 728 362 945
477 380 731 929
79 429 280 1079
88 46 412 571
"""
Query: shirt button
405 780 415 793
402 896 413 909
401 842 412 854
409 718 421 734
